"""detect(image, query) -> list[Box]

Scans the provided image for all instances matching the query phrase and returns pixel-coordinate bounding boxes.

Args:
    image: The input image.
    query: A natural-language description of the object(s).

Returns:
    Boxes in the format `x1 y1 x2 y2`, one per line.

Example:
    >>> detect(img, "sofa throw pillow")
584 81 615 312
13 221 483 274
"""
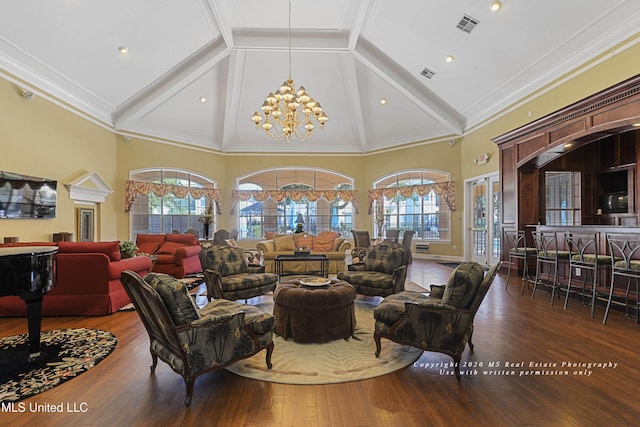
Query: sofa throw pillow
429 284 446 299
57 241 121 261
274 235 295 251
143 273 200 326
294 233 315 250
137 242 160 255
312 235 334 252
441 262 484 309
156 241 186 255
135 234 166 247
318 230 340 240
166 233 198 246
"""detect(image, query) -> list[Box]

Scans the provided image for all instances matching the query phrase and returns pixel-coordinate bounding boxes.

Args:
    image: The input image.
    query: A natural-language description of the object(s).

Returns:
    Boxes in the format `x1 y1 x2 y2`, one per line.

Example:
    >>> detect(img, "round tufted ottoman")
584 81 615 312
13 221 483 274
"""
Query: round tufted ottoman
273 278 357 343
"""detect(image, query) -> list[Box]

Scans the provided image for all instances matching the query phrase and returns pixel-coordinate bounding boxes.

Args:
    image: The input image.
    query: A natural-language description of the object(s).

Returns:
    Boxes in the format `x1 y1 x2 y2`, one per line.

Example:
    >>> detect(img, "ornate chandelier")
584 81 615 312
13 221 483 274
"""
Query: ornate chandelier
251 0 328 142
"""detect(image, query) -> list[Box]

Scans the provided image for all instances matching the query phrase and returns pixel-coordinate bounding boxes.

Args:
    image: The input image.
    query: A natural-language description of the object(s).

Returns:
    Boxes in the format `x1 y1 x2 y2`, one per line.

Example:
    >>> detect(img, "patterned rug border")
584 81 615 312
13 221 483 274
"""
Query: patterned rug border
0 328 117 402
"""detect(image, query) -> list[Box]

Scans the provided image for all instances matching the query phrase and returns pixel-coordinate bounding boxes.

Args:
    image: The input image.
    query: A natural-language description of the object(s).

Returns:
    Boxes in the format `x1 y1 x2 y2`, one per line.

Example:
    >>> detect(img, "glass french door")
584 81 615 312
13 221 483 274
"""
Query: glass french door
467 174 500 266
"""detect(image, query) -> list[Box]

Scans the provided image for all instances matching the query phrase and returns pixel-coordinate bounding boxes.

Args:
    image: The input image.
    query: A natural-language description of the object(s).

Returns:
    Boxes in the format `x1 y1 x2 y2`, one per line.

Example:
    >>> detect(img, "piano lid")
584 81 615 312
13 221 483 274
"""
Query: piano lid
0 246 59 257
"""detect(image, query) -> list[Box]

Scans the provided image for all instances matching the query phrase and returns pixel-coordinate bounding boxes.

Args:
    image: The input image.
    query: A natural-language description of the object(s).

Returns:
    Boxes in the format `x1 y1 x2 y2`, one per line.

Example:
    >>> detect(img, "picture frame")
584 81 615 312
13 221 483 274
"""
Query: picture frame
77 208 95 242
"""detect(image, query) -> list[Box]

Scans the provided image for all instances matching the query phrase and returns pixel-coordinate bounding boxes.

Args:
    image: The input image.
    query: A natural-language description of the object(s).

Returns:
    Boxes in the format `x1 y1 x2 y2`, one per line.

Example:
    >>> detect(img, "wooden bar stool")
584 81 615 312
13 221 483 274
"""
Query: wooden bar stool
563 231 612 316
604 233 640 324
504 230 537 294
531 231 570 304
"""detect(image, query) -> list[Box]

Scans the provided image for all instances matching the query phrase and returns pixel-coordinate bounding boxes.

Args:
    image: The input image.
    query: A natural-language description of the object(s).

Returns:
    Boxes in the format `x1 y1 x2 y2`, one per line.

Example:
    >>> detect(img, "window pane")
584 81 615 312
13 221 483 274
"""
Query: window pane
374 170 450 241
545 172 580 226
130 169 216 239
237 168 354 239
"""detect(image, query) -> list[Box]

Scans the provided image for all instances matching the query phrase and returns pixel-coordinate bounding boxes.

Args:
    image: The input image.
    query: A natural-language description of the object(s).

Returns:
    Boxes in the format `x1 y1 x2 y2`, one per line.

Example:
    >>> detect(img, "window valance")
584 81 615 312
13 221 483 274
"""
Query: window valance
367 182 455 213
231 189 359 214
125 180 222 213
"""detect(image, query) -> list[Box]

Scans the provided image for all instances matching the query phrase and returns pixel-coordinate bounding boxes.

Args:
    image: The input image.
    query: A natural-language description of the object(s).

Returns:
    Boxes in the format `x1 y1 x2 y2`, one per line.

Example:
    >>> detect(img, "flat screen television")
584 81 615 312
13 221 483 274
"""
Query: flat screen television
0 171 57 219
601 191 629 214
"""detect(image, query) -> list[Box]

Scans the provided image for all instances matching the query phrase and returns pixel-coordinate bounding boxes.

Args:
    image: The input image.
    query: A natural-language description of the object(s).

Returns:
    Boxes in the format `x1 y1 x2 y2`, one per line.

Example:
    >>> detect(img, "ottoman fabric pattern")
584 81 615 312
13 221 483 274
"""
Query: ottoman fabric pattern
273 279 356 343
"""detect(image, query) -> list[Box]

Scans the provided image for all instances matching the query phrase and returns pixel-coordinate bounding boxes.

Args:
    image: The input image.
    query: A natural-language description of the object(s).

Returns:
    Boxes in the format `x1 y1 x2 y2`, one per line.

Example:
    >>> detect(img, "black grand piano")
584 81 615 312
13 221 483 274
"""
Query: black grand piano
0 246 57 360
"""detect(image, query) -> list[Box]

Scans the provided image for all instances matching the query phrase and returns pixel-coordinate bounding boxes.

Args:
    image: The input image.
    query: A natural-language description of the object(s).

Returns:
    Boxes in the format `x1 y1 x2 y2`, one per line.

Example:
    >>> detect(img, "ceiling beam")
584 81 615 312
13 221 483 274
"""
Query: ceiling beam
221 51 243 153
354 37 466 135
339 54 368 151
113 38 229 130
232 29 350 52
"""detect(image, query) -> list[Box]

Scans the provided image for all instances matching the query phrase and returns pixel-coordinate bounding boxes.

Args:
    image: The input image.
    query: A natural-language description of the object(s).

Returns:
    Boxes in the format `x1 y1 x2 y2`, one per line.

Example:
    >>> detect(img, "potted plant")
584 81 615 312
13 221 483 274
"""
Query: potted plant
119 240 138 258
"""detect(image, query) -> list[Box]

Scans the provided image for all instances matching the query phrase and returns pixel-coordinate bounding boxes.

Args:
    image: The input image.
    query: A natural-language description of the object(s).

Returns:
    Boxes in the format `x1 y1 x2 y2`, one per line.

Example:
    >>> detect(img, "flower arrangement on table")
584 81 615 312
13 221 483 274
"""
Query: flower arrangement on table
374 201 386 237
199 200 215 239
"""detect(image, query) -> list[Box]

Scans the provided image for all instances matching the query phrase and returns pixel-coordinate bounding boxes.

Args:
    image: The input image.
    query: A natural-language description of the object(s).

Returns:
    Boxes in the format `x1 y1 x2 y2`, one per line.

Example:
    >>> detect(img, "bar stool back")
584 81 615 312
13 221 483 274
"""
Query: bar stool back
504 230 536 294
604 233 640 324
531 231 570 303
563 231 612 316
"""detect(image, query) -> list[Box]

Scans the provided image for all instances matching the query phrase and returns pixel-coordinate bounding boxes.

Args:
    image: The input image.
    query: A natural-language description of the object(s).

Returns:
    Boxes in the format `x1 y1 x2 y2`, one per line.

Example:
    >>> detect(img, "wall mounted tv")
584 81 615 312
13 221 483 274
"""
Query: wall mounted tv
0 171 57 219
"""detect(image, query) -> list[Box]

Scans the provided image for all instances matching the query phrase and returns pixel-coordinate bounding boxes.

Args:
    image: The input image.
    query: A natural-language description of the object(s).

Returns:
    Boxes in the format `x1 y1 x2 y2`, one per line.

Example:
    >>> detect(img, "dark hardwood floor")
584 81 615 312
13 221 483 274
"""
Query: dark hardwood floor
2 260 640 426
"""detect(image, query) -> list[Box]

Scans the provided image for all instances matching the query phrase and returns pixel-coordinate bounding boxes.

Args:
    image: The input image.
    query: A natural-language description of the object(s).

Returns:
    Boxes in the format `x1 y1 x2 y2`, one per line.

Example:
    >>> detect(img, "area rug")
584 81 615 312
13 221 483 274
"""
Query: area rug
0 328 117 402
226 300 423 385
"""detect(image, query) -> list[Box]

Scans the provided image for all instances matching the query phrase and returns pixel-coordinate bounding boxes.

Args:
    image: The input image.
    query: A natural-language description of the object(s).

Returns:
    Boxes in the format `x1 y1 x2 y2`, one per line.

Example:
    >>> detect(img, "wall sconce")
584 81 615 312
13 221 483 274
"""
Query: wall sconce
474 153 490 165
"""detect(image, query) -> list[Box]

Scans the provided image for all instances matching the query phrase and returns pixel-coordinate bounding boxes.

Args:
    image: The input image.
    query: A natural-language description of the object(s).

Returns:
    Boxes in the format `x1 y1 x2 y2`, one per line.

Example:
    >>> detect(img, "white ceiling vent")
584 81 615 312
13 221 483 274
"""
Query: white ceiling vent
420 67 437 79
457 15 480 33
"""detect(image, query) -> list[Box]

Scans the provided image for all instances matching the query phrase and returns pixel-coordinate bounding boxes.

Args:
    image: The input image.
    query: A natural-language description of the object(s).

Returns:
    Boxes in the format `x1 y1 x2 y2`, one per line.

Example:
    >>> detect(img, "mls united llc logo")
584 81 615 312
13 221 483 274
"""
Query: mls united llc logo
2 401 88 413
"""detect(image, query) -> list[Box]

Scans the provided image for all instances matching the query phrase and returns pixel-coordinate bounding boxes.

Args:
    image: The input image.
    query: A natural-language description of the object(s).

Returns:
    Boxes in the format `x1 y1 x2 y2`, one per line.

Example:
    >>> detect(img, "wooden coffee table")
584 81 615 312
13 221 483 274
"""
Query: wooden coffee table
274 254 328 281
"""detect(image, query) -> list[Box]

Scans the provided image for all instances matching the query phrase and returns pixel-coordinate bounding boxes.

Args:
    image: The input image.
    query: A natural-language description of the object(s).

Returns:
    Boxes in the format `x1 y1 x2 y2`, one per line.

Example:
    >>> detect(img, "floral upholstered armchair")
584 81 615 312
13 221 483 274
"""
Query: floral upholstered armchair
372 261 501 379
337 242 408 297
199 245 278 301
120 271 275 406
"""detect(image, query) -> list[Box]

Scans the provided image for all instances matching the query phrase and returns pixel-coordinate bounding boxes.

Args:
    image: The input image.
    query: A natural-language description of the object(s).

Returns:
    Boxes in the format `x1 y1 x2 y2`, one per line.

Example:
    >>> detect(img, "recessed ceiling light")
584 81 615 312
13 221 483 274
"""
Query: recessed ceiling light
445 55 454 63
633 123 640 127
380 98 387 105
490 1 502 12
118 46 129 54
199 96 207 103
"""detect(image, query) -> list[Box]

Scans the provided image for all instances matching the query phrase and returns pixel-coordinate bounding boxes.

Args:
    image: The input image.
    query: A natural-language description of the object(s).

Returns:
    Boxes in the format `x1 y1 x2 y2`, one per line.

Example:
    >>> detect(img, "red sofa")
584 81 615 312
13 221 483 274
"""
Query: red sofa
135 233 202 278
0 241 151 316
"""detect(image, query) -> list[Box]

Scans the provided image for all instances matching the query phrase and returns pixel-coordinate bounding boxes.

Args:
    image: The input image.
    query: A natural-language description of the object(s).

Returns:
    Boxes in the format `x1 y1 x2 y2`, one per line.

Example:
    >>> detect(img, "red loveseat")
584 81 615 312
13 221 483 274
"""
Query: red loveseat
0 241 151 316
135 233 202 278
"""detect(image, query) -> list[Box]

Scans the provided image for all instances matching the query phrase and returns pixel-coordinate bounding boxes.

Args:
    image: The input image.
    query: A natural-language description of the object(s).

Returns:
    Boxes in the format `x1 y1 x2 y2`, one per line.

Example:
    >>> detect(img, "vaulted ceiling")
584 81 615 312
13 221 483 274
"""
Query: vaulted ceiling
0 1 638 154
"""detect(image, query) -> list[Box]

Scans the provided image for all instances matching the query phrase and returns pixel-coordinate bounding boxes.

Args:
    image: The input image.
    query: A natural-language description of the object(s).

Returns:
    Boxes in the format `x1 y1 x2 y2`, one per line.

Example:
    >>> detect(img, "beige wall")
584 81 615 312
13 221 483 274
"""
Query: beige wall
0 79 118 242
1 36 639 257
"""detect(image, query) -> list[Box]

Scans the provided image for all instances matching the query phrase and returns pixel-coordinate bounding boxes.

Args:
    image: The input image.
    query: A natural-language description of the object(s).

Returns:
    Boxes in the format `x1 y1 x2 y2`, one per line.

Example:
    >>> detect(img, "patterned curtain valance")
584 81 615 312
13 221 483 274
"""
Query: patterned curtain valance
125 180 222 213
230 189 359 214
367 181 456 213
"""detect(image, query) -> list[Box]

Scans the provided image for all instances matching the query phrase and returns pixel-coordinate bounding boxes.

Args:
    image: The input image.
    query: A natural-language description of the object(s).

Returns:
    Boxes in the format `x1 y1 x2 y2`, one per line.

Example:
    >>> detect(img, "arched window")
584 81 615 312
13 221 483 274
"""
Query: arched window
374 170 451 241
236 168 354 239
129 168 217 239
